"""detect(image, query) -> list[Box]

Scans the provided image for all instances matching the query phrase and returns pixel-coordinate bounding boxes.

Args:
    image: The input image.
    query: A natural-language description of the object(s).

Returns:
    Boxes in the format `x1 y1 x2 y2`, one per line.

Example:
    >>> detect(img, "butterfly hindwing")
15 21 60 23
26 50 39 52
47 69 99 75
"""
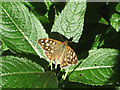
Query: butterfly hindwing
66 46 78 65
60 46 78 68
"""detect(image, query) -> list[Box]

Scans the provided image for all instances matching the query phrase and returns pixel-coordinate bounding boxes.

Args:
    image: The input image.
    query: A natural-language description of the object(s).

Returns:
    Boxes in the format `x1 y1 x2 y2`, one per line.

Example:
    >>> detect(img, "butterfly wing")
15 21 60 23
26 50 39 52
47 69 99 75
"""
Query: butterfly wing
37 38 78 68
60 45 78 68
37 38 62 51
59 52 69 68
37 38 63 61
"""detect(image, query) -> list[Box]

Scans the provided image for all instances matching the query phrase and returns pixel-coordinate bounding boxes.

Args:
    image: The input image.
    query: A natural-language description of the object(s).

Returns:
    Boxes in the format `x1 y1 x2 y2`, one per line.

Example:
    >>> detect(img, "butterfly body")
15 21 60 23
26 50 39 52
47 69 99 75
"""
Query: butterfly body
37 38 78 68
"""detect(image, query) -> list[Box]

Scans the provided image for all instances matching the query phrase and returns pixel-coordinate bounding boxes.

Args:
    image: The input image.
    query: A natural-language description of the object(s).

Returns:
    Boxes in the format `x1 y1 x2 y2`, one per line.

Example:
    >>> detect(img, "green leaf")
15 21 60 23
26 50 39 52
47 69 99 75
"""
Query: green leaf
98 17 108 25
2 41 8 51
110 13 120 32
44 0 53 11
0 2 48 57
69 49 119 85
116 2 120 13
91 34 102 49
51 1 86 42
1 56 58 88
110 2 120 32
0 33 2 52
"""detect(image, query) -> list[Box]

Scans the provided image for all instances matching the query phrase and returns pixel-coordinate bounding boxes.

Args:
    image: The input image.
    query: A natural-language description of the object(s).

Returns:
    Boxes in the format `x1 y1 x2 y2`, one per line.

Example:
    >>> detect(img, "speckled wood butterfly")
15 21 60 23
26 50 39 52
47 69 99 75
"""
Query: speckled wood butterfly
37 38 78 68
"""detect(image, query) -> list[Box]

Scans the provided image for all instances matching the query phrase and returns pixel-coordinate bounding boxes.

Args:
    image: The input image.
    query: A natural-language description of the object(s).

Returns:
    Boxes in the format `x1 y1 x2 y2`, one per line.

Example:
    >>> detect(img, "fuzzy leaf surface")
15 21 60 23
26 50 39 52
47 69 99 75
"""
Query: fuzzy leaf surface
69 49 119 85
0 2 48 57
1 56 58 88
52 1 86 42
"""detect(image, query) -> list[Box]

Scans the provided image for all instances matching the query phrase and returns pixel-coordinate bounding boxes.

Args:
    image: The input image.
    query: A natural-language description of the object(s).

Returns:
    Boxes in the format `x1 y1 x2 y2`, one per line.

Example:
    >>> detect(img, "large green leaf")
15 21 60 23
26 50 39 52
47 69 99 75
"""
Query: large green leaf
1 56 58 88
51 1 86 42
69 49 119 85
0 2 48 57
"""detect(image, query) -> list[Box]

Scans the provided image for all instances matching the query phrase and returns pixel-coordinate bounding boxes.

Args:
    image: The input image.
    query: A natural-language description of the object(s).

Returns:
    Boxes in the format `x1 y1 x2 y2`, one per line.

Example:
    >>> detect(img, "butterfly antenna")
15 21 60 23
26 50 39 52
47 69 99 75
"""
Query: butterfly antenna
59 33 64 42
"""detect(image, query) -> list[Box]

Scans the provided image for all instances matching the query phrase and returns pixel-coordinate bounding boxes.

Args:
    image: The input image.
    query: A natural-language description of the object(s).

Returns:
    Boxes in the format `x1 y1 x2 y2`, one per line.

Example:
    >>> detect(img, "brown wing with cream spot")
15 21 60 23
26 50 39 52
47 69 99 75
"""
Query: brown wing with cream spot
37 38 63 61
60 45 78 68
66 46 78 64
37 38 62 51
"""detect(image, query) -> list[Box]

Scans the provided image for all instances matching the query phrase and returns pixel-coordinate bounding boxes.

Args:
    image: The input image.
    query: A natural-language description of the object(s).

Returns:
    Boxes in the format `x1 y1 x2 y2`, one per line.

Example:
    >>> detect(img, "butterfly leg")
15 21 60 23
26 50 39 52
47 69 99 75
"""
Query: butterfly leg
62 69 69 80
58 69 69 83
55 63 57 69
48 61 53 70
55 60 59 69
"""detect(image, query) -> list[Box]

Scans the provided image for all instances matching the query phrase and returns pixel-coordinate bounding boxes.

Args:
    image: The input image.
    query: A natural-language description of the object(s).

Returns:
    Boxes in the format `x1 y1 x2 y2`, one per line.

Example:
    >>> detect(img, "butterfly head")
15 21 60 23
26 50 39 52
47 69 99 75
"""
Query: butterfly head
63 40 73 46
63 41 68 45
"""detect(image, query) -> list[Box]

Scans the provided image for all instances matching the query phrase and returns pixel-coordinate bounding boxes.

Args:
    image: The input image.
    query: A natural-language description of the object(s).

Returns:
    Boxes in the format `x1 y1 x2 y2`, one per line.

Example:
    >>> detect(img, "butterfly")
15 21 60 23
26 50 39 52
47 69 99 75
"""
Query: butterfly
37 38 78 68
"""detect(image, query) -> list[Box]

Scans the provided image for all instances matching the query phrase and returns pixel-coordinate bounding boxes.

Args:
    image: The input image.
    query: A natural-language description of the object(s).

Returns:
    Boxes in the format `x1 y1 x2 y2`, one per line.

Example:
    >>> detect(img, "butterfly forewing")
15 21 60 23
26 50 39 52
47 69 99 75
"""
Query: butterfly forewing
37 38 63 61
37 38 61 51
66 46 78 64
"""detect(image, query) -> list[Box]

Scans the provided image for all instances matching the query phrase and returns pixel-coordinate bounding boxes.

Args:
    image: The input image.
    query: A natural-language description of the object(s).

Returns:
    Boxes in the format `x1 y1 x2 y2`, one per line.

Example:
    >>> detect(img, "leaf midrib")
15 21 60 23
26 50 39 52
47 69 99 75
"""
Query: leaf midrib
65 3 79 35
0 71 44 77
75 66 114 71
2 4 38 54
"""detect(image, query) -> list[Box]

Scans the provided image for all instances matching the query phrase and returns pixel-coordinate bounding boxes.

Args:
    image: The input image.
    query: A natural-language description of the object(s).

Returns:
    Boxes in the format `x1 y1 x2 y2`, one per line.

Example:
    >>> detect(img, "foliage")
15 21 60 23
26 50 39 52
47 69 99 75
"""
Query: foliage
0 1 120 89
